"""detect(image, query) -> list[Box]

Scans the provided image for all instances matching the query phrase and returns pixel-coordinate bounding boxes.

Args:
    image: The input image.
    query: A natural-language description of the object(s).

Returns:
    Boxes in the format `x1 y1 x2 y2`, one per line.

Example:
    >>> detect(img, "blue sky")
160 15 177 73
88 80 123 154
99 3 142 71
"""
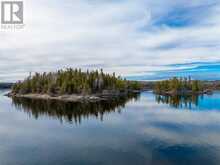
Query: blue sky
1 0 220 82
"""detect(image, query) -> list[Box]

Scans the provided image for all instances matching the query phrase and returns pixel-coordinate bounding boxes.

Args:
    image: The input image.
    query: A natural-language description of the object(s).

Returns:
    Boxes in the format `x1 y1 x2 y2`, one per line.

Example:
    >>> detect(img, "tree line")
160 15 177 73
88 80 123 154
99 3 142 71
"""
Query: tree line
12 68 142 95
154 77 204 94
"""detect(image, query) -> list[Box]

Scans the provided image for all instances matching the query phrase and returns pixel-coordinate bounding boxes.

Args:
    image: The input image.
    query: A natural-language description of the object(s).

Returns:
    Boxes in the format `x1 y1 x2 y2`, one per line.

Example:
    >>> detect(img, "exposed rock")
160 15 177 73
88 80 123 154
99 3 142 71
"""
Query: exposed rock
6 90 140 102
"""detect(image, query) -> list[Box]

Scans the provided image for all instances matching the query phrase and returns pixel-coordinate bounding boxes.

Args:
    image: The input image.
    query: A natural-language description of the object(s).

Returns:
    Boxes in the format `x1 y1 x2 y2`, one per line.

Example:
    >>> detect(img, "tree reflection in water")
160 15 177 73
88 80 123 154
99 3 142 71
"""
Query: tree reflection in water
12 93 140 124
155 94 203 109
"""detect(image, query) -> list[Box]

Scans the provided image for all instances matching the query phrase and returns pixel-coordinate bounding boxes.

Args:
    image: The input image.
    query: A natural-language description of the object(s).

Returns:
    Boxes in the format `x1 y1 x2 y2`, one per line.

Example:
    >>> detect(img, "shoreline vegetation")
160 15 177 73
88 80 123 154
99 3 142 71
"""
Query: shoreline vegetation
7 68 143 102
154 77 213 96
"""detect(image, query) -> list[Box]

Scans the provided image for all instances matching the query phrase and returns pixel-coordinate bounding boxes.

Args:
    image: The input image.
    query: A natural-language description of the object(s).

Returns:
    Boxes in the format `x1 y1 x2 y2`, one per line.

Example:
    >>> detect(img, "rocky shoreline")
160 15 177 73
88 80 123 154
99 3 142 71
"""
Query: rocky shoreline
6 90 141 102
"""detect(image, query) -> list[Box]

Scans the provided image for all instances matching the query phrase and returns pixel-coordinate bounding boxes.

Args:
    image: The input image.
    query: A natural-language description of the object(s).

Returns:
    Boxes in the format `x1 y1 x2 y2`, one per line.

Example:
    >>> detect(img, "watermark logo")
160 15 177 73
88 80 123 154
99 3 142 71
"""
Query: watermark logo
1 1 25 30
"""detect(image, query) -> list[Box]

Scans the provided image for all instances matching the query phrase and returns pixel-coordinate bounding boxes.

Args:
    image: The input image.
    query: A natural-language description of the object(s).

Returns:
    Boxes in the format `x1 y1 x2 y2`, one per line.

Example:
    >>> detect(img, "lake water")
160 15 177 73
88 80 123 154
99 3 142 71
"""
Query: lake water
1 90 220 165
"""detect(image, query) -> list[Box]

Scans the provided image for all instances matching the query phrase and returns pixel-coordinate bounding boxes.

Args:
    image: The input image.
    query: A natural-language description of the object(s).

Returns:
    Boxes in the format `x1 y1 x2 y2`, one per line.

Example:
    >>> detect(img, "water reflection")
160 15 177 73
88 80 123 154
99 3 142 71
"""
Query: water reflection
1 91 220 165
155 94 203 109
12 93 140 124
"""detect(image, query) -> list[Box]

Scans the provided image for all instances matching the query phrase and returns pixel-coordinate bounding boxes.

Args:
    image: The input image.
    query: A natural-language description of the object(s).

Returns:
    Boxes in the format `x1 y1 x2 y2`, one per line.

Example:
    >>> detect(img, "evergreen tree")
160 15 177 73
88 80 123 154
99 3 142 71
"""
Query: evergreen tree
154 77 204 94
12 68 141 95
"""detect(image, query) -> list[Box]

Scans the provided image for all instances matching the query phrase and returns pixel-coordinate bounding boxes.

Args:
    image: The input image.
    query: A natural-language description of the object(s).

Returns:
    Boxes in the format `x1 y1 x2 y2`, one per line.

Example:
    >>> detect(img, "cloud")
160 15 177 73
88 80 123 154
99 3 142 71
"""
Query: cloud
0 0 220 81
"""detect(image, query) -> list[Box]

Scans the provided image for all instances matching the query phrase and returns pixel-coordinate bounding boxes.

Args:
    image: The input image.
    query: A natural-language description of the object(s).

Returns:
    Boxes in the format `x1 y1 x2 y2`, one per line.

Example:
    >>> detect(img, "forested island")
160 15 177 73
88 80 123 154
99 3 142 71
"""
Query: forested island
154 77 212 96
5 70 218 101
8 68 142 102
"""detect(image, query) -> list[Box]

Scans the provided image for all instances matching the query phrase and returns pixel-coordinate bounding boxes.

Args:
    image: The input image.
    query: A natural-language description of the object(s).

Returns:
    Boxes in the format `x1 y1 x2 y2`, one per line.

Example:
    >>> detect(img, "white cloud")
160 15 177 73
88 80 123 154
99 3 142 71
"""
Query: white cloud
0 0 220 81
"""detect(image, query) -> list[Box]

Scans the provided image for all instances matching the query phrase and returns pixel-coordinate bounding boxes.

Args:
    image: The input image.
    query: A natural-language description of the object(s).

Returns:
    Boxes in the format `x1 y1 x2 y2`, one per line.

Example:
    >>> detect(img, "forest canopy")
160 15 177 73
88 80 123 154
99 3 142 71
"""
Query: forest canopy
12 68 142 95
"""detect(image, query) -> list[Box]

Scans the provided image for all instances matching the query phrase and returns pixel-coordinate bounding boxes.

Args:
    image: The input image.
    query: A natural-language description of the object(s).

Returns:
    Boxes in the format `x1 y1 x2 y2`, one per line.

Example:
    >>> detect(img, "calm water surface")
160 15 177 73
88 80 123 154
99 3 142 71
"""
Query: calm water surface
0 90 220 165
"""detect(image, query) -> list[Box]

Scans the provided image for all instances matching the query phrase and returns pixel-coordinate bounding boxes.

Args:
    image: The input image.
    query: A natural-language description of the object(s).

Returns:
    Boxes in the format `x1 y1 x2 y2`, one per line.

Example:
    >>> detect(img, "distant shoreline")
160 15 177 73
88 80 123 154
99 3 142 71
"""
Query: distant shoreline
0 83 14 89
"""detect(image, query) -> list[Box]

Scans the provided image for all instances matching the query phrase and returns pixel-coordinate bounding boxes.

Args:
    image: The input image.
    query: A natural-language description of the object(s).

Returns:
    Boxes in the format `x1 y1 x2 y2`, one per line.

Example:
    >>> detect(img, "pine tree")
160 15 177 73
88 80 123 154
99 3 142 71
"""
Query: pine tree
12 68 141 95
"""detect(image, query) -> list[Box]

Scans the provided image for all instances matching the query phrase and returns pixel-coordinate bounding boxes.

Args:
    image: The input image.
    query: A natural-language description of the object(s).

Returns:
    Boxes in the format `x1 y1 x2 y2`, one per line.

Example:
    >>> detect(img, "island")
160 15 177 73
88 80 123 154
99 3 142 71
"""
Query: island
7 68 142 102
154 77 213 96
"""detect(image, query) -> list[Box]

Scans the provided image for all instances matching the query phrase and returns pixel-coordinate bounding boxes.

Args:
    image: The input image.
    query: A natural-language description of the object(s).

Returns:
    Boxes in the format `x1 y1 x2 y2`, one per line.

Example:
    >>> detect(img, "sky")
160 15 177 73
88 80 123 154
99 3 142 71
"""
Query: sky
1 0 220 82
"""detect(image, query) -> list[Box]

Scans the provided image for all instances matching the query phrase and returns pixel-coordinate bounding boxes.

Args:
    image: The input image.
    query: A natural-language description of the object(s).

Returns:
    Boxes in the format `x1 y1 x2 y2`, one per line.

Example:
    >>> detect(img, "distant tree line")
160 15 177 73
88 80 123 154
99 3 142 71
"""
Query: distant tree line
12 68 142 95
0 83 13 89
154 77 204 94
